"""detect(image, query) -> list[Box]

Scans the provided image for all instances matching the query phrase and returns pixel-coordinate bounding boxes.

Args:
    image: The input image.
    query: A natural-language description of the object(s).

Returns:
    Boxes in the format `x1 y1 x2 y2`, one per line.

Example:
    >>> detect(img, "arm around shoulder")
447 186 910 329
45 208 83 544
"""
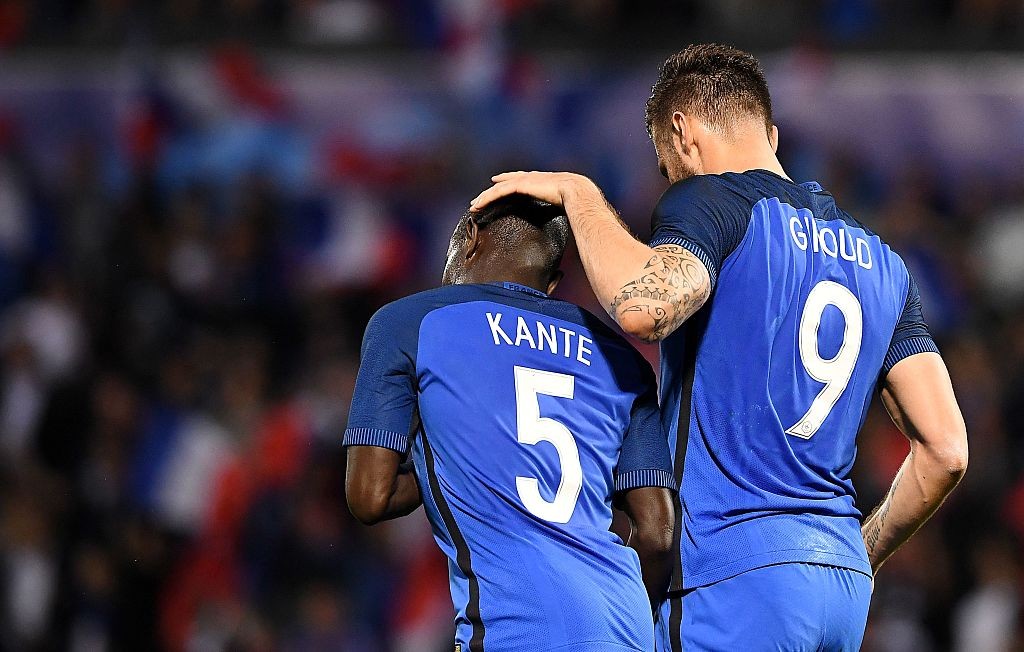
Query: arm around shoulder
471 171 712 342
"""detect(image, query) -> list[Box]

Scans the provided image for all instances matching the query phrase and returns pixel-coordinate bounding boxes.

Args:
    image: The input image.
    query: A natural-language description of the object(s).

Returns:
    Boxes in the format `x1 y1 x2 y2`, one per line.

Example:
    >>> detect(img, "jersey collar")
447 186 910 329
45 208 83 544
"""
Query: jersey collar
492 281 548 298
752 169 825 194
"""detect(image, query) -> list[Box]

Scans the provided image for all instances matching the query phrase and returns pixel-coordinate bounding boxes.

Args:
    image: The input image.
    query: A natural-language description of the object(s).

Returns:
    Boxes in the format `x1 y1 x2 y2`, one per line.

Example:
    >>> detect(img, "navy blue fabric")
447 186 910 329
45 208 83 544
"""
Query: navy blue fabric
648 174 758 287
344 303 420 454
883 271 940 373
617 380 674 491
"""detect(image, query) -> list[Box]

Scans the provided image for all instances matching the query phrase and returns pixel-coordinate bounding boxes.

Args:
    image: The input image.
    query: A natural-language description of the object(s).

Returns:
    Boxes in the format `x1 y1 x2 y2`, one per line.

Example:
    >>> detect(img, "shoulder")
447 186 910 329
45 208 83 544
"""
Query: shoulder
832 205 881 240
653 173 765 224
830 205 909 285
364 285 484 344
656 173 745 208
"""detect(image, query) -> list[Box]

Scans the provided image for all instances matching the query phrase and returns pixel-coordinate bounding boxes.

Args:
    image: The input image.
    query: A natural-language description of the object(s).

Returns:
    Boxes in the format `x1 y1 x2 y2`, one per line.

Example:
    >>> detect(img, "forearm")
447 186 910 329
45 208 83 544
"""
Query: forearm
862 445 965 572
383 461 422 520
346 449 422 525
470 171 710 340
560 182 657 311
629 528 674 610
618 487 675 609
562 182 710 341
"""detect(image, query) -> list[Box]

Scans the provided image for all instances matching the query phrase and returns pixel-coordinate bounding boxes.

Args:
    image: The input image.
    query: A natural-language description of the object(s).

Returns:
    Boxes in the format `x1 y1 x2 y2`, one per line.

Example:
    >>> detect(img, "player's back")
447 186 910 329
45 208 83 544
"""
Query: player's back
354 282 667 652
651 170 934 588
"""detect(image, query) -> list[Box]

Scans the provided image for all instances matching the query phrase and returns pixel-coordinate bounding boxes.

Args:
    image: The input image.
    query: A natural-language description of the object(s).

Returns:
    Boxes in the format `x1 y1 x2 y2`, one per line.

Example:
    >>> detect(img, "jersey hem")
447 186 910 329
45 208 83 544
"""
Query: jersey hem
342 427 411 454
882 335 940 374
683 549 872 589
615 468 677 492
648 236 719 289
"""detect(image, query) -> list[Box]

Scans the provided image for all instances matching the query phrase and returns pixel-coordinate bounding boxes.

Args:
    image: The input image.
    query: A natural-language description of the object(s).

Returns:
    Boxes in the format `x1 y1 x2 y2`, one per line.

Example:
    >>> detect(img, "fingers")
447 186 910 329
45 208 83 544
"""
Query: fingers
491 171 527 182
471 170 570 209
470 181 517 209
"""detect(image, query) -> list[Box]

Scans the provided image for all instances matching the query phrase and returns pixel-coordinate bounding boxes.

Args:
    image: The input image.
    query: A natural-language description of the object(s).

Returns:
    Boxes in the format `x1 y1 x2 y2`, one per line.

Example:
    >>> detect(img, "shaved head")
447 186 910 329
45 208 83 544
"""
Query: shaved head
443 194 569 288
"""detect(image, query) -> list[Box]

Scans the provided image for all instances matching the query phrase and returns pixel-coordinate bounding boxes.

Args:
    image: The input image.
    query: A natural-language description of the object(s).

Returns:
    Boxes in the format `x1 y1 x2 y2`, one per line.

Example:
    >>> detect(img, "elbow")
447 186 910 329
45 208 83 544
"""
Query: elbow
615 310 662 343
923 428 969 485
346 483 390 526
943 437 969 481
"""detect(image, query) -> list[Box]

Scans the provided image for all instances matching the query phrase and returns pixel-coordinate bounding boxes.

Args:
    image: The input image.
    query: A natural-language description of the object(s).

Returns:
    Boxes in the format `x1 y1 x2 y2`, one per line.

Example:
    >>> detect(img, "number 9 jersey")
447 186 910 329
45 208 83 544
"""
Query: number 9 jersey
344 282 676 652
650 170 939 591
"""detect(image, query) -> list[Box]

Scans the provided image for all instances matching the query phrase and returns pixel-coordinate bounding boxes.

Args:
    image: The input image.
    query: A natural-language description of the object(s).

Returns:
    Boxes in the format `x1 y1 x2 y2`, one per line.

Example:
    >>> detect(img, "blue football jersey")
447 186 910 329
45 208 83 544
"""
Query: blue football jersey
344 282 675 652
649 170 938 590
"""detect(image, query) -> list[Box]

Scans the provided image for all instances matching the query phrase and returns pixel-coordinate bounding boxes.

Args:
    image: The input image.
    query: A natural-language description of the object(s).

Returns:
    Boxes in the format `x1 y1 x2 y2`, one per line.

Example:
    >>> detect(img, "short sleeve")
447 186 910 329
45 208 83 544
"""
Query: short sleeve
648 175 753 289
882 271 940 375
344 306 419 454
615 372 676 493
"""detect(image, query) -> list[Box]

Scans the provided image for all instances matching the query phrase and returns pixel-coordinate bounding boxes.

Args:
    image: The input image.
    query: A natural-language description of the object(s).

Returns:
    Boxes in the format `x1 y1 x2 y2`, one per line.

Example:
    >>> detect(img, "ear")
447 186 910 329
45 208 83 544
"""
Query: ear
670 111 693 155
546 269 564 296
464 218 481 261
770 124 779 153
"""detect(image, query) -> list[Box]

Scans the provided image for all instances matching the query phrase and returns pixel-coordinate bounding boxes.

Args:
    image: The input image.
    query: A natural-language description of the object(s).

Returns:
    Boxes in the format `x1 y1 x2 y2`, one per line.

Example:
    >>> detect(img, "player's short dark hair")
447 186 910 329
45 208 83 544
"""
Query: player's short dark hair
645 43 773 139
461 194 569 275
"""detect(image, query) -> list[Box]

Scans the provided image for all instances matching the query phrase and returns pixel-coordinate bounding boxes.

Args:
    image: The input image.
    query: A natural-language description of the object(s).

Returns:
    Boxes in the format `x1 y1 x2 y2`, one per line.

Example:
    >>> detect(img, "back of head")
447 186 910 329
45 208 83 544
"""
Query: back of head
645 43 773 141
471 193 569 264
452 193 569 280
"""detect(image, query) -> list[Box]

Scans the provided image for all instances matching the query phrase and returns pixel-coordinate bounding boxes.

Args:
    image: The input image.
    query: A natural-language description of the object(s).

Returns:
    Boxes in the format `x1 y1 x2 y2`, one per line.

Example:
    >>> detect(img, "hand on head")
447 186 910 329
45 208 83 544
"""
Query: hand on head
470 171 595 212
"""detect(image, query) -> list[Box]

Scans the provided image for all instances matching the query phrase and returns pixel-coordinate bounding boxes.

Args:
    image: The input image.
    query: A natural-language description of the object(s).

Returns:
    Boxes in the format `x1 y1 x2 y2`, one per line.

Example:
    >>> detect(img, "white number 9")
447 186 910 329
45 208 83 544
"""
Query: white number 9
513 366 582 523
786 280 863 439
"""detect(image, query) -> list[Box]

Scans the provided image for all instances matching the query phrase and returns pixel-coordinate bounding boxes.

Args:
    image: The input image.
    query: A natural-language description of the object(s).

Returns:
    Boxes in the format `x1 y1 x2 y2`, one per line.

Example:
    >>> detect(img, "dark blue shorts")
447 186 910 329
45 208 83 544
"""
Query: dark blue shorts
655 563 872 651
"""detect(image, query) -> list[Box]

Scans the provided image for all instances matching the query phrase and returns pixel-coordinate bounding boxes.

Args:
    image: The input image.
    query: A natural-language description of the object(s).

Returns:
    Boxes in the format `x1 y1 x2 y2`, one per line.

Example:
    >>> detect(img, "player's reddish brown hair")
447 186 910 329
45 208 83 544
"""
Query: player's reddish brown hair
645 43 773 139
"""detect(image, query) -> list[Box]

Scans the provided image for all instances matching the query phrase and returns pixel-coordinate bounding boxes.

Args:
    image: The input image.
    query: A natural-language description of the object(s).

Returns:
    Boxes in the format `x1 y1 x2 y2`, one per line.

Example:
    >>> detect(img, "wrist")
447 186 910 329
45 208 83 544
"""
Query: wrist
560 175 602 213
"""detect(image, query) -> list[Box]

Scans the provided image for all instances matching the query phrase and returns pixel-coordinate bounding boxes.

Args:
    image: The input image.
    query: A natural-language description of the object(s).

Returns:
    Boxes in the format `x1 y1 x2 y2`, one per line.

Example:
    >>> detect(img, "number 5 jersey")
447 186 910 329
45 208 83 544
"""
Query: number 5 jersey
344 281 676 652
649 170 938 591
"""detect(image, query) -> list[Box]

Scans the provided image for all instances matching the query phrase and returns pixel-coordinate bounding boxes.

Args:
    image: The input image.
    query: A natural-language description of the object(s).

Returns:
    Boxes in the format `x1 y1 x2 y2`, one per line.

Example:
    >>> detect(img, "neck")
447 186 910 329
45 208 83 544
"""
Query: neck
702 129 789 180
462 266 549 294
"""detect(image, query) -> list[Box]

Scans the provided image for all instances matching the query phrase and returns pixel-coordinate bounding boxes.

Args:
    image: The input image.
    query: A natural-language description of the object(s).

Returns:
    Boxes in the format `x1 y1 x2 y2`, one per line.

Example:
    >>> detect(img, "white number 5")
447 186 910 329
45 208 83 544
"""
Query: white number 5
513 366 582 523
786 281 863 439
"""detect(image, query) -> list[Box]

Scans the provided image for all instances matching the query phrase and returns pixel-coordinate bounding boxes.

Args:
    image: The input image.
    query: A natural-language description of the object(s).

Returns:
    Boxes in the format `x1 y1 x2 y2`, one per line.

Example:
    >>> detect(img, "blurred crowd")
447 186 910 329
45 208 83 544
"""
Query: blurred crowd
1 0 1023 50
0 28 1022 652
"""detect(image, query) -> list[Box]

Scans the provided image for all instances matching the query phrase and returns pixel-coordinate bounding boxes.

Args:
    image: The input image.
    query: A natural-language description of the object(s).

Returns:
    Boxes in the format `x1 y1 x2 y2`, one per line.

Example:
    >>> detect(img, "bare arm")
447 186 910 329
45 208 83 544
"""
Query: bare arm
472 172 711 342
862 352 968 572
345 446 422 525
616 486 676 610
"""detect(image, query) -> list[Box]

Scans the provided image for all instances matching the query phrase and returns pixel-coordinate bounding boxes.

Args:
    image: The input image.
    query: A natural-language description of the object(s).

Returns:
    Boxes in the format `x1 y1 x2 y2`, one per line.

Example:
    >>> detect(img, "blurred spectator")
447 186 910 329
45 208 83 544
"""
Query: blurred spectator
953 535 1022 652
0 0 1021 50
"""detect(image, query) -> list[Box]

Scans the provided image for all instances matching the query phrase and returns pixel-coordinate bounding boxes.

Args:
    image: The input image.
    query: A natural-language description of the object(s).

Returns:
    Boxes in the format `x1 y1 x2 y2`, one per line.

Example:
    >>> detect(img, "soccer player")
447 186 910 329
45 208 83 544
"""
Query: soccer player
472 45 969 651
344 194 676 652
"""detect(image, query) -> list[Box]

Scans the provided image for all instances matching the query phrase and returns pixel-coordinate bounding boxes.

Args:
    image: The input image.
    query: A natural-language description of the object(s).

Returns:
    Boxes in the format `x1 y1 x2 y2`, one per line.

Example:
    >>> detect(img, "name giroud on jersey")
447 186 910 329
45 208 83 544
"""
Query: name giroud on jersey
789 212 873 270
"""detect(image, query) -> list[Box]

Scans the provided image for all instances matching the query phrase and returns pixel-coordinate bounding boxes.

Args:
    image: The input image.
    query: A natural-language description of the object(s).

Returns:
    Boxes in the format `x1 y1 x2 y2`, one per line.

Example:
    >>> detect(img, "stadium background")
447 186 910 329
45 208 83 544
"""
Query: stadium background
0 1 1022 651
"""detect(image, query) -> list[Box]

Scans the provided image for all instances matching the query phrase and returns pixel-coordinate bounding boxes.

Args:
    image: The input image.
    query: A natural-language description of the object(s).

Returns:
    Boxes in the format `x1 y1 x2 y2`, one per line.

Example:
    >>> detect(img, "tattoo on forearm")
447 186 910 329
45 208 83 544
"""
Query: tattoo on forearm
864 466 904 558
609 245 711 341
864 503 888 555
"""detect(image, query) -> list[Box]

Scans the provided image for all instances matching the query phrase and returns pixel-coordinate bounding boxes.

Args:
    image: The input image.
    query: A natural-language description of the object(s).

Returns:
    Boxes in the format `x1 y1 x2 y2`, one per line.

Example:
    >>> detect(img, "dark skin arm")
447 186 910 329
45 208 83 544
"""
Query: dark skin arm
345 446 422 525
615 486 676 611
